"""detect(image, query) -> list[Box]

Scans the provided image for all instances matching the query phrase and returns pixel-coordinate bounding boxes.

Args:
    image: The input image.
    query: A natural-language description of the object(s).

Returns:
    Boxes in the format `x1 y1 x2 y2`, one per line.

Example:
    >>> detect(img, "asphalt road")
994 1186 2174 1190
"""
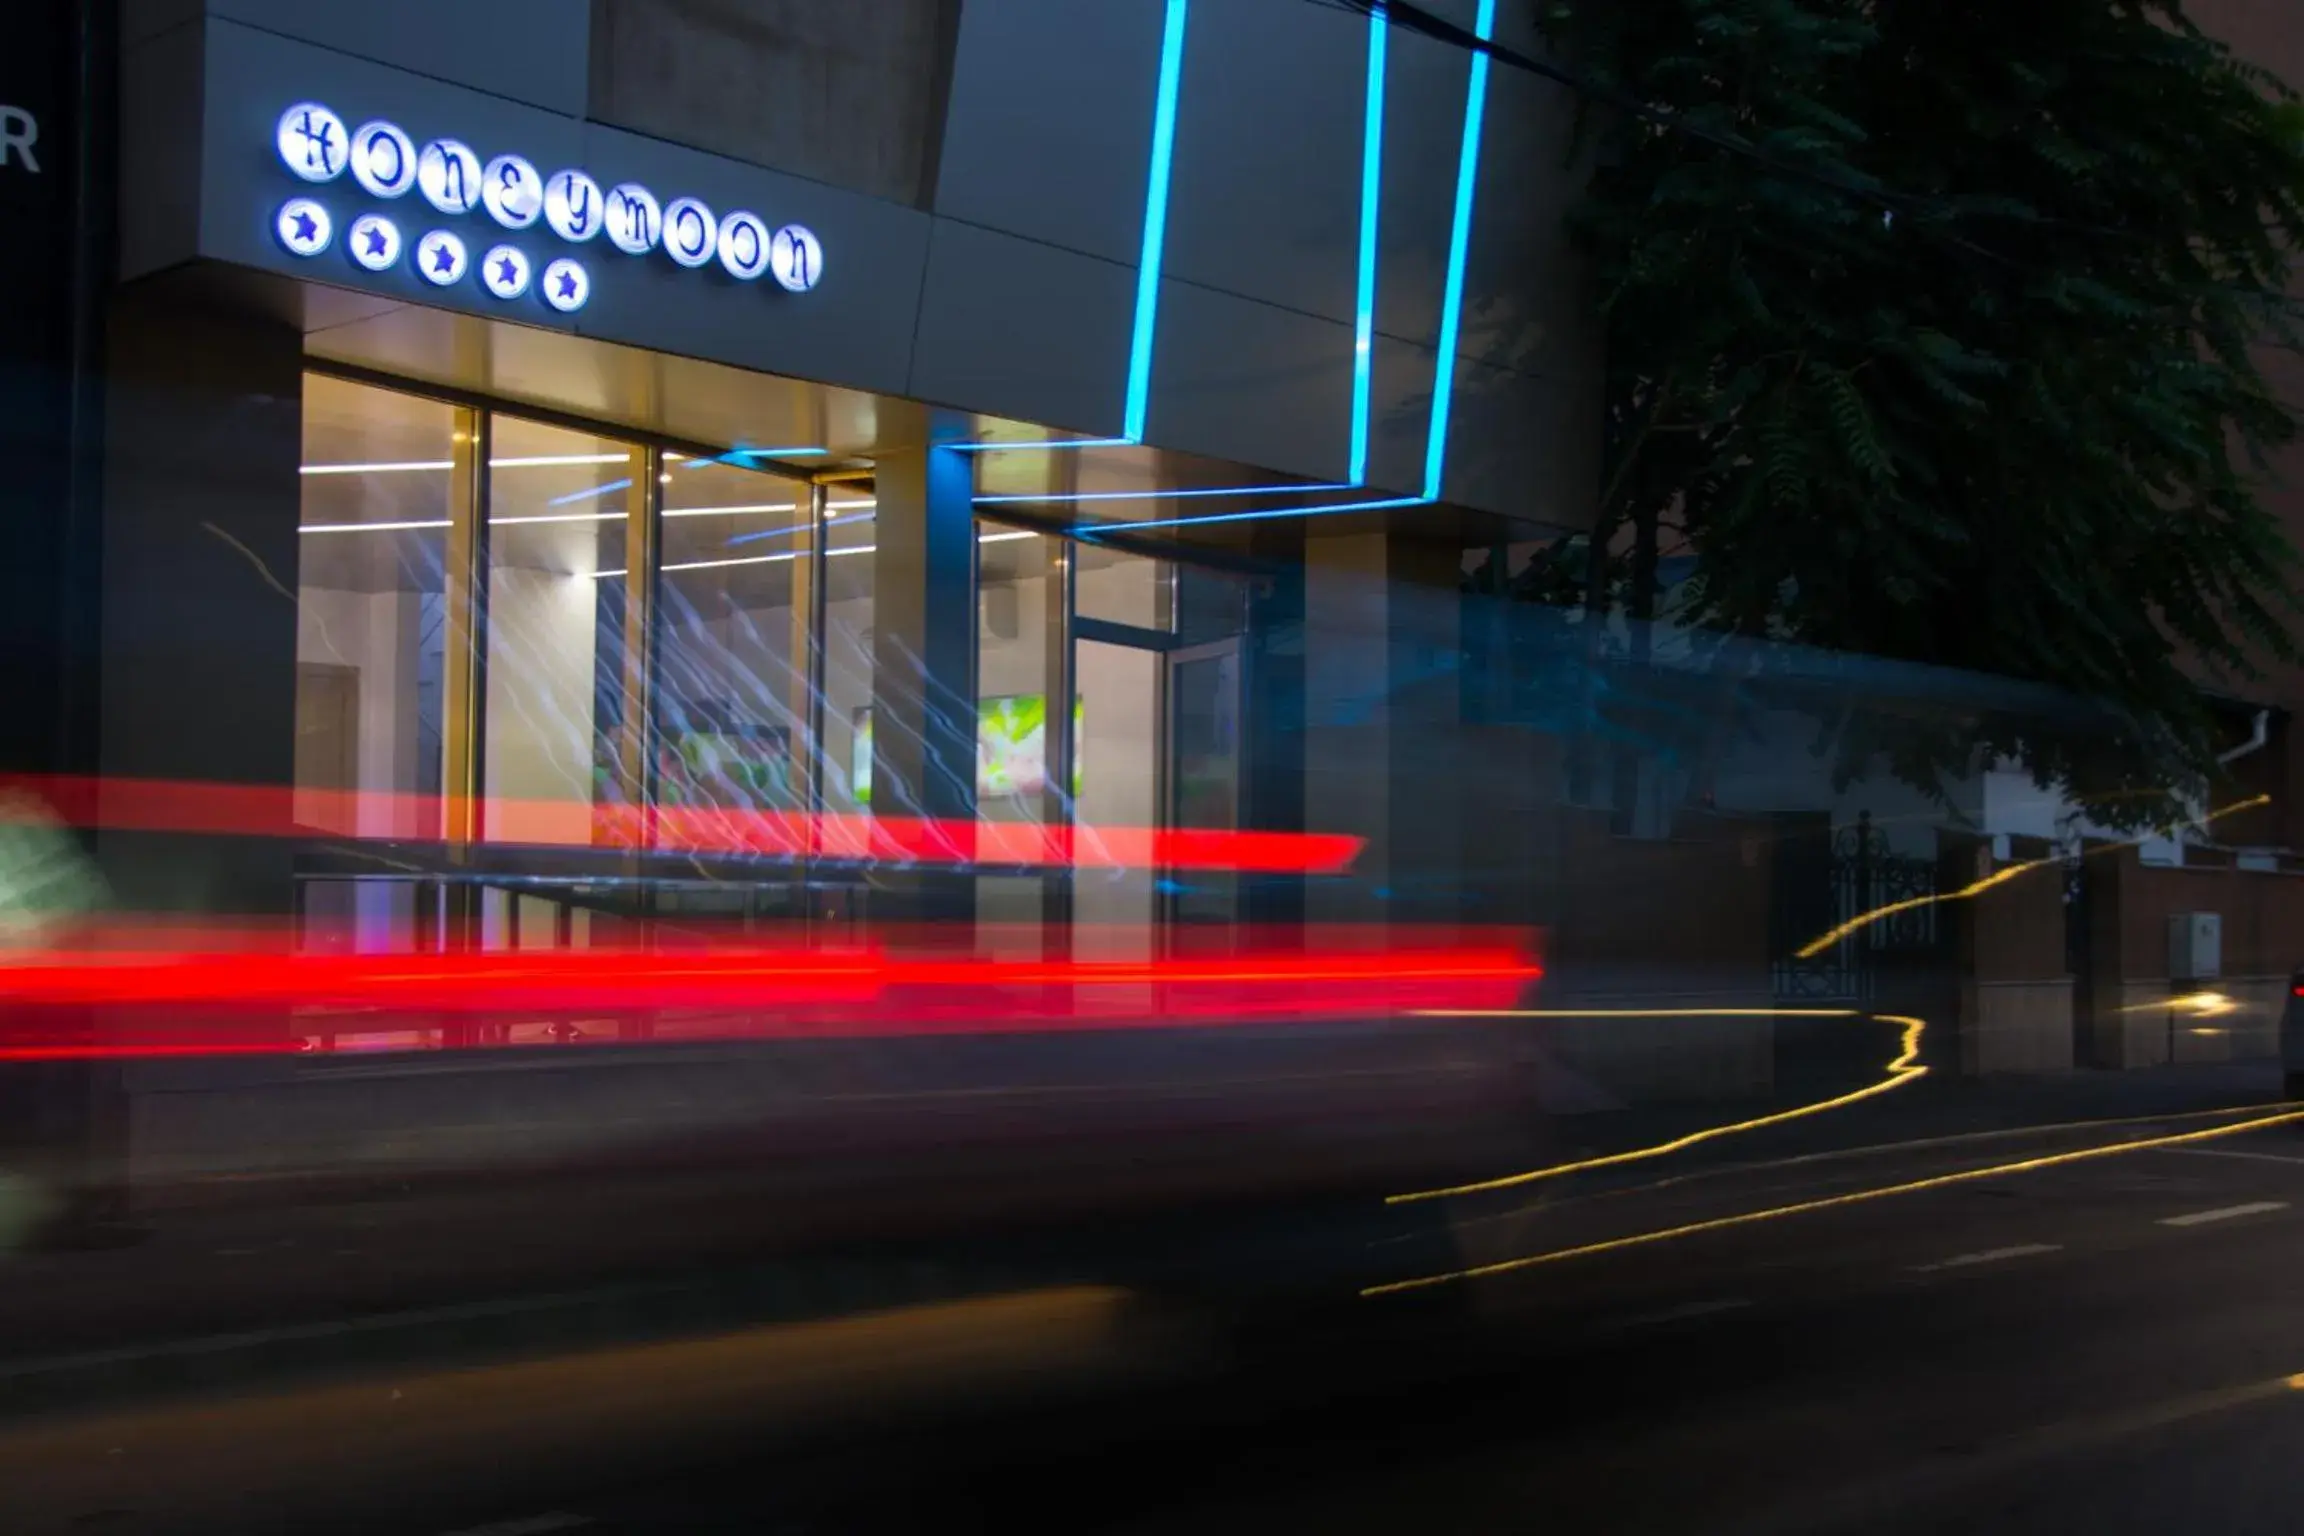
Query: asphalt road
11 1065 2304 1534
425 1103 2304 1536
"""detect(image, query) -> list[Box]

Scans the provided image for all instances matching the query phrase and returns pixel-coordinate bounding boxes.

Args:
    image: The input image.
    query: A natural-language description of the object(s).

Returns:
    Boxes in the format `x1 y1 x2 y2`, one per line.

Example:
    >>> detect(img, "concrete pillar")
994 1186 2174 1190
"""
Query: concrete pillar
868 444 976 923
94 283 302 915
1300 528 1464 928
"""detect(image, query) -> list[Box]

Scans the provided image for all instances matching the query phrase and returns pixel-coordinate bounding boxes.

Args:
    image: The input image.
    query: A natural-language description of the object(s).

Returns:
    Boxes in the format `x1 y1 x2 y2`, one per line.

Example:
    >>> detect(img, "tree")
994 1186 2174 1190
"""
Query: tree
1533 0 2304 823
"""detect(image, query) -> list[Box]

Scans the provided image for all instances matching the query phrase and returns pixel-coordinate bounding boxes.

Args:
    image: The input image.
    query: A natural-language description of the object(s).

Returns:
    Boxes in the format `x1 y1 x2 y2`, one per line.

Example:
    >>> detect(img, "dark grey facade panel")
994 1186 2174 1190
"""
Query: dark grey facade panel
173 22 933 402
1147 277 1354 485
589 0 959 207
187 18 590 281
129 4 1600 529
210 0 591 115
1453 52 1585 378
1371 21 1478 352
1366 331 1439 503
1437 351 1599 532
906 220 1132 437
122 0 205 47
119 18 206 282
574 121 931 399
1160 0 1362 332
931 0 1165 267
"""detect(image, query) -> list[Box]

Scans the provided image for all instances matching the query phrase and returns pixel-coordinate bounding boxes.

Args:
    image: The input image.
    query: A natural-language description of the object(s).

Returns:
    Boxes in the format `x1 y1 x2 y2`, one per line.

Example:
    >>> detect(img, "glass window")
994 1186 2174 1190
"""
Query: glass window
651 457 811 833
822 487 877 815
1076 544 1173 632
976 526 1056 825
481 417 638 846
294 375 459 842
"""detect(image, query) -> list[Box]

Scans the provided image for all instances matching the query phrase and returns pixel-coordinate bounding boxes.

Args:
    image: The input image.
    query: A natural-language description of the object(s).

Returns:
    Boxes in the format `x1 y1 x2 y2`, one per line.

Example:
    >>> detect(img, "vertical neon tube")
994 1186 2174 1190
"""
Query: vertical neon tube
1423 0 1496 502
1126 0 1191 445
1351 6 1389 485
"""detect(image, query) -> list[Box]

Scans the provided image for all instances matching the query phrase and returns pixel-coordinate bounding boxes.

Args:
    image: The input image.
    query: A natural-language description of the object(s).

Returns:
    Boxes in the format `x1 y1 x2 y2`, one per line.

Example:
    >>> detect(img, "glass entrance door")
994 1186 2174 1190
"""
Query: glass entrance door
1167 639 1243 930
1072 637 1162 1010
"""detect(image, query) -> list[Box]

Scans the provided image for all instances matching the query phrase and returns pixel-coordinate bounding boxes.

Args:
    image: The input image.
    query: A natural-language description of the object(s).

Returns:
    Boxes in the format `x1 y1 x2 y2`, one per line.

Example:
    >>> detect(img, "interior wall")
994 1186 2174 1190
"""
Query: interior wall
483 565 601 844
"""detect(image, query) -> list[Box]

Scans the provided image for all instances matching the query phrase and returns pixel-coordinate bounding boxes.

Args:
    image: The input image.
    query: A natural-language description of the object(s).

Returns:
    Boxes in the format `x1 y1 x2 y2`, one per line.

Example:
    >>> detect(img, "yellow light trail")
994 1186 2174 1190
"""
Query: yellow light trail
1363 1104 2304 1297
1794 863 2042 960
1389 1011 1922 1205
1794 793 2271 961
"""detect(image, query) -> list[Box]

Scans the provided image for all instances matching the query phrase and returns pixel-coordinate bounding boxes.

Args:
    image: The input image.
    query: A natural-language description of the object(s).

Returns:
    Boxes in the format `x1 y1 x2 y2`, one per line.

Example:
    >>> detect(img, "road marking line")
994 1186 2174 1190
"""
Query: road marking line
2161 1146 2304 1167
1391 1013 1928 1204
1911 1243 2062 1272
2160 1201 2289 1228
1365 1107 2304 1296
438 1515 593 1536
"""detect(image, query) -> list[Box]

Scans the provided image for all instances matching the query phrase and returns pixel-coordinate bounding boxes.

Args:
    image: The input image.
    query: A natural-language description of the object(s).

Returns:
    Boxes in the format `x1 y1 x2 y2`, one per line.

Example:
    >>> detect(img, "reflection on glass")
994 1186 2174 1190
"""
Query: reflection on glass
822 490 876 815
1077 544 1173 631
652 459 809 831
977 528 1051 827
1171 644 1242 926
1075 638 1162 995
293 374 457 844
481 417 635 846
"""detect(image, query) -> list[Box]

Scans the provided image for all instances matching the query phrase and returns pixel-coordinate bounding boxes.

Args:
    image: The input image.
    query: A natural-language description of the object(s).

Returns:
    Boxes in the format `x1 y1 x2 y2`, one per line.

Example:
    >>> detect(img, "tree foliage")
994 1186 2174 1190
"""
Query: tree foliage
1535 0 2304 821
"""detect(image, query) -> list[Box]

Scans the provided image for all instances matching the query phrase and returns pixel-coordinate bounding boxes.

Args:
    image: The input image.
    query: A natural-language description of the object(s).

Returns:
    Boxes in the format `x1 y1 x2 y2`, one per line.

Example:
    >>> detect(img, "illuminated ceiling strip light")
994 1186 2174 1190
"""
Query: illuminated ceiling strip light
299 518 451 534
1422 0 1496 502
1126 0 1190 444
972 483 1351 506
597 527 1030 579
659 500 873 518
299 456 626 477
302 451 827 477
1350 4 1388 485
490 510 626 526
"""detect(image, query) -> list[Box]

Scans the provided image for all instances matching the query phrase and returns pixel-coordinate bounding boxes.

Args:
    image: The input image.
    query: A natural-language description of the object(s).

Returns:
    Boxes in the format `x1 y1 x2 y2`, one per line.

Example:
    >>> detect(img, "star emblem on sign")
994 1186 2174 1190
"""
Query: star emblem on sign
496 255 520 284
275 198 331 256
539 258 589 313
432 244 457 275
362 225 389 257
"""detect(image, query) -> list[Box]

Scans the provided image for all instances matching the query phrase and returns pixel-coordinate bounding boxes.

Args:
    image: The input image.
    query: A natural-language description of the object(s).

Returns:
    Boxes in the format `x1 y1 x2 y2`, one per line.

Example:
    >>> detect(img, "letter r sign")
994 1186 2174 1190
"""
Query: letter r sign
0 106 38 173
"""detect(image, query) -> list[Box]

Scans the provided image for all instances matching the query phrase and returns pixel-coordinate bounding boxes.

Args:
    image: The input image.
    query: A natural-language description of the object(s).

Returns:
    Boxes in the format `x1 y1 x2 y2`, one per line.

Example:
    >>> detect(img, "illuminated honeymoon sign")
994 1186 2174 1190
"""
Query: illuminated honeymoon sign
269 102 824 314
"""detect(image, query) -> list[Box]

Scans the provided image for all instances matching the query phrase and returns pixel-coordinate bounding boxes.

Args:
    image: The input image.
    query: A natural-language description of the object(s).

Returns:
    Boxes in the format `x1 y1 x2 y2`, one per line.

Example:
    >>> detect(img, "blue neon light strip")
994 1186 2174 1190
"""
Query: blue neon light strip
942 437 1133 453
547 477 632 507
1090 2 1494 536
1079 493 1426 535
725 508 878 547
699 447 829 465
1126 0 1191 444
1423 0 1495 502
1350 6 1388 485
973 482 1351 506
957 0 1493 536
